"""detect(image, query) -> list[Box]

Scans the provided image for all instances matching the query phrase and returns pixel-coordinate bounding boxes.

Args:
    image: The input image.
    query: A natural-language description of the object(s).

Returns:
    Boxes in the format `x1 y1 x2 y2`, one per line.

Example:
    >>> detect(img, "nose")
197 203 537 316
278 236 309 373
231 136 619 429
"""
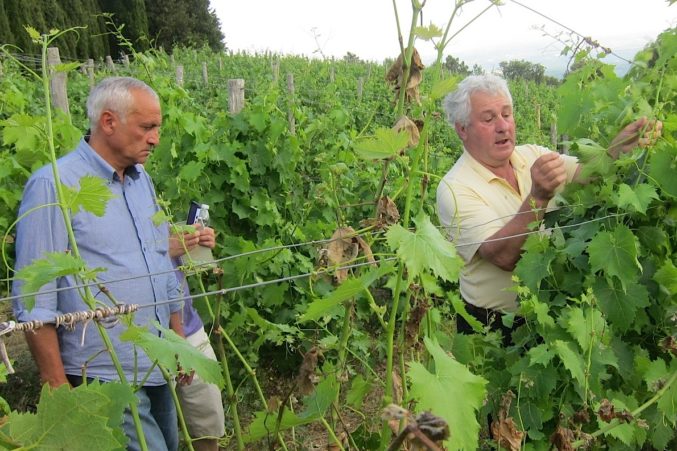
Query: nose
147 128 160 146
495 115 510 132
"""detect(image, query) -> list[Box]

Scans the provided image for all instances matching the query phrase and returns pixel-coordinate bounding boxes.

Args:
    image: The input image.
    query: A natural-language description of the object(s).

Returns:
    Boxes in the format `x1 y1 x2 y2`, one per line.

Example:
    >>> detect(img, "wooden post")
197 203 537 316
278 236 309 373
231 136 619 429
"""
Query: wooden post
105 55 115 71
47 47 70 117
228 79 245 114
367 65 372 80
271 59 280 82
176 65 184 87
561 133 570 155
122 53 130 67
357 77 364 102
218 57 223 73
535 104 541 130
170 54 175 66
329 65 335 83
87 59 95 89
202 62 209 85
550 122 558 150
286 73 295 135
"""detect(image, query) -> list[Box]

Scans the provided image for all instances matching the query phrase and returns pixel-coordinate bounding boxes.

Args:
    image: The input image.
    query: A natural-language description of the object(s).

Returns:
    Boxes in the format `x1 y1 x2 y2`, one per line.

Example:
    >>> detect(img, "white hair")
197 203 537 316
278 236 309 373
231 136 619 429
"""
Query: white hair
86 77 158 132
443 74 513 127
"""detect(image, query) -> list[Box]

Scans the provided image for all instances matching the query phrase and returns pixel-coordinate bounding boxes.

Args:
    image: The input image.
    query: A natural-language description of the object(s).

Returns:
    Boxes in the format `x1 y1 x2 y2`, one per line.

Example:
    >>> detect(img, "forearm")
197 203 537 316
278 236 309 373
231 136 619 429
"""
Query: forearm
478 195 549 271
169 311 185 338
24 326 69 388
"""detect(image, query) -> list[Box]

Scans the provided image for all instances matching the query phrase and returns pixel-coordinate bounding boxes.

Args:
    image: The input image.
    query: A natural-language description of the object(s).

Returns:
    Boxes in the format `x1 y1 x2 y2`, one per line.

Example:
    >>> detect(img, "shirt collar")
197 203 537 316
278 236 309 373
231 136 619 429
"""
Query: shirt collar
76 137 141 181
461 147 527 182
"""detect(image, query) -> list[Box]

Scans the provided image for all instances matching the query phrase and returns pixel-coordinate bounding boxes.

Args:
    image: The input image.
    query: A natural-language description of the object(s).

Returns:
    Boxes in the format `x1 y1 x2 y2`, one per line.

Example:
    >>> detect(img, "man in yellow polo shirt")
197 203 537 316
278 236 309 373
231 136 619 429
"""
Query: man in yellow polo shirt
436 74 660 340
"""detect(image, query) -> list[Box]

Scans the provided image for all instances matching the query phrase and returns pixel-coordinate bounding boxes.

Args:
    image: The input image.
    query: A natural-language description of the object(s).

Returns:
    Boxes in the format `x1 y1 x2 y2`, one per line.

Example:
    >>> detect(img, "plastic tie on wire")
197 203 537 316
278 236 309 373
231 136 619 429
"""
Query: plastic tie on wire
0 321 16 374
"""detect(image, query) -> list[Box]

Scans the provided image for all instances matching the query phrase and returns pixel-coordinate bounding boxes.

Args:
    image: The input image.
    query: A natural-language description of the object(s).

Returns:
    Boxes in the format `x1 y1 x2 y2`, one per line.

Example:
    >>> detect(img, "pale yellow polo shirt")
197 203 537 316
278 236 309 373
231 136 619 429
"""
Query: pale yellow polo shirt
436 144 578 312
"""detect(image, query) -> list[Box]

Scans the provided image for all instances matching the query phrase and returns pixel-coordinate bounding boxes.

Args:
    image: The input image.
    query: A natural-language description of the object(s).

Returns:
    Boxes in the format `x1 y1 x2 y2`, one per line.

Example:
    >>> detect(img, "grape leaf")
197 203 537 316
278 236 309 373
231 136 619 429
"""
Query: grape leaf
4 383 127 450
120 323 224 388
553 340 586 386
573 138 614 178
649 145 677 198
515 241 555 291
560 306 606 352
654 259 677 295
298 263 392 323
414 23 443 40
354 127 409 160
527 343 554 367
644 359 677 418
179 161 206 183
592 279 649 332
587 225 641 289
430 77 458 101
386 213 463 283
346 375 372 409
14 252 104 310
613 183 659 214
61 175 116 217
244 375 337 442
408 337 487 451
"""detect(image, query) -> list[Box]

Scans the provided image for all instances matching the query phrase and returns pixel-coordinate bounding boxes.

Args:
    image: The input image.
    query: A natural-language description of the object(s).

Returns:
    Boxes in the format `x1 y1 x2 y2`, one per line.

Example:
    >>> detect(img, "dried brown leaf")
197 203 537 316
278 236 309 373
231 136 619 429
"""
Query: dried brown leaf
392 116 420 151
392 370 403 405
549 425 575 451
267 396 281 412
491 416 524 451
573 407 591 425
660 335 677 356
326 227 358 284
415 411 449 442
377 196 400 227
354 235 377 266
598 399 615 422
296 346 321 395
405 297 429 346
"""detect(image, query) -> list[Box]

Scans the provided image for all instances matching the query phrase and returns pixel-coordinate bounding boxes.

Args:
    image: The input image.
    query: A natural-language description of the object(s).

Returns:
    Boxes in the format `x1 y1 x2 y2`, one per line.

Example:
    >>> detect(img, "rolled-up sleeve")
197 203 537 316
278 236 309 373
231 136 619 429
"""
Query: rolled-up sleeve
12 175 69 322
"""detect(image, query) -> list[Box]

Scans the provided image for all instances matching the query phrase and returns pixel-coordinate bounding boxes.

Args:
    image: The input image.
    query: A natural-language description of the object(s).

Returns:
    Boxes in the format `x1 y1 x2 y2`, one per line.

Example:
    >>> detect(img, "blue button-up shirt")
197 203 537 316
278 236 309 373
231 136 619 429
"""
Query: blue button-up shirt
12 138 181 385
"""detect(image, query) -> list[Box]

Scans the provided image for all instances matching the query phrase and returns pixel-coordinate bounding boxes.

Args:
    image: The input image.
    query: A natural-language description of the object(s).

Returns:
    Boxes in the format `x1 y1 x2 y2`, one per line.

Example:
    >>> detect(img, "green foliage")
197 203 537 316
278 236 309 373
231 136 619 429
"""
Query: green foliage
14 252 104 310
61 175 117 216
120 323 224 388
1 382 133 450
408 337 487 450
387 213 463 283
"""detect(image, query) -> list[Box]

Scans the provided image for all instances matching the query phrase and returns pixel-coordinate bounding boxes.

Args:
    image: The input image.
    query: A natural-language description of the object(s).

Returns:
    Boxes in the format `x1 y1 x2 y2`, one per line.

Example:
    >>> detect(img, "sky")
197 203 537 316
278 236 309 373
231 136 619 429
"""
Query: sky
212 0 676 77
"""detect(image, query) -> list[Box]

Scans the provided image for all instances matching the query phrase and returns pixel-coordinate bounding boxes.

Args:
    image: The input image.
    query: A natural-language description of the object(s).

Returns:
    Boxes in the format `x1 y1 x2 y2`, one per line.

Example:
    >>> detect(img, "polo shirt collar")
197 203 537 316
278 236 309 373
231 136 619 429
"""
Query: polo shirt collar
461 147 527 182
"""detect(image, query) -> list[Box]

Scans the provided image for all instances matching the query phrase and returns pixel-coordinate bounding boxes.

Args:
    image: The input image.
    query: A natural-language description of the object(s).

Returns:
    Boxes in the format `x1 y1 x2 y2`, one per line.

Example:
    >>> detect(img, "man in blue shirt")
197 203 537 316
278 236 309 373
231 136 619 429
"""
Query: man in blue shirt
12 77 183 451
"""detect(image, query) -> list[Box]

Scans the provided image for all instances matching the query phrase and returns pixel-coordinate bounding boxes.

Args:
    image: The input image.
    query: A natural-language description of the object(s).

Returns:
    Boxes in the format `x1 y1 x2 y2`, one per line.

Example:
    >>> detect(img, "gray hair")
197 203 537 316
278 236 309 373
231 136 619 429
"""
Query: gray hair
86 77 159 132
443 74 512 127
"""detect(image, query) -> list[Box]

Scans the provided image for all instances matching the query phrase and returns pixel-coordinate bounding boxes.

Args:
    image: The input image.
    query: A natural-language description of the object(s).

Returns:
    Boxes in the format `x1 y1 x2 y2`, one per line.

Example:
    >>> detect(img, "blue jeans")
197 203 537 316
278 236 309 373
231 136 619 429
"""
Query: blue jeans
68 376 178 451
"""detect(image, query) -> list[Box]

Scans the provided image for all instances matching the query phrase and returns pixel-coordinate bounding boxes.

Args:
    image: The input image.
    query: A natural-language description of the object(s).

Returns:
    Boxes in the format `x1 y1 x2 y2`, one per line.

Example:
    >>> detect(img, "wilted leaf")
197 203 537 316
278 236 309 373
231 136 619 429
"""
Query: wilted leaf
295 347 322 395
120 323 224 388
408 337 487 450
392 115 420 151
550 424 575 451
354 128 410 160
62 175 116 216
387 213 463 283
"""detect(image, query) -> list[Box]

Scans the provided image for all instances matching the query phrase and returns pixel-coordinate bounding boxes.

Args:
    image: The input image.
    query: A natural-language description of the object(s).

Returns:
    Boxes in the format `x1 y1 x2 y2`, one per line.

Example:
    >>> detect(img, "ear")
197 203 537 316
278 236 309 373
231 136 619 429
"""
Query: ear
455 122 467 141
98 110 116 135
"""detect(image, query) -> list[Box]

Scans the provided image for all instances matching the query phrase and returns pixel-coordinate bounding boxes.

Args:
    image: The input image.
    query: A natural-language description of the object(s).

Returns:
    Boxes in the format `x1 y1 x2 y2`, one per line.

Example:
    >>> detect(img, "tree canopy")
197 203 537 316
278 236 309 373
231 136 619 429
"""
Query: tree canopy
0 0 225 60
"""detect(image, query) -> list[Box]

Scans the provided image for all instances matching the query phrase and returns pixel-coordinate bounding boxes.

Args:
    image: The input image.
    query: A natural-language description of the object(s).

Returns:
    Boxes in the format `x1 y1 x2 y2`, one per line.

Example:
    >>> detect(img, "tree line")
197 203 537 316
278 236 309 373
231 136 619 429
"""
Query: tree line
0 0 225 60
444 54 560 85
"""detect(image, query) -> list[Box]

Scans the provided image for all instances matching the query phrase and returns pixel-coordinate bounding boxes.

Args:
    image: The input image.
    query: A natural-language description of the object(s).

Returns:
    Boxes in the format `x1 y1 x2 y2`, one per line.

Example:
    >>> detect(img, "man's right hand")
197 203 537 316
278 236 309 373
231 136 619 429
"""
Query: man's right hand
530 152 567 202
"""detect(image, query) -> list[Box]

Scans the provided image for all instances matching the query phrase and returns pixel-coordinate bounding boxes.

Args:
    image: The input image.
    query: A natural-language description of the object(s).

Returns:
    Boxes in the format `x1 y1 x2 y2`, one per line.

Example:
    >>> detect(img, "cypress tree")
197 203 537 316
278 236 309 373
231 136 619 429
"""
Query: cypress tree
97 0 149 59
